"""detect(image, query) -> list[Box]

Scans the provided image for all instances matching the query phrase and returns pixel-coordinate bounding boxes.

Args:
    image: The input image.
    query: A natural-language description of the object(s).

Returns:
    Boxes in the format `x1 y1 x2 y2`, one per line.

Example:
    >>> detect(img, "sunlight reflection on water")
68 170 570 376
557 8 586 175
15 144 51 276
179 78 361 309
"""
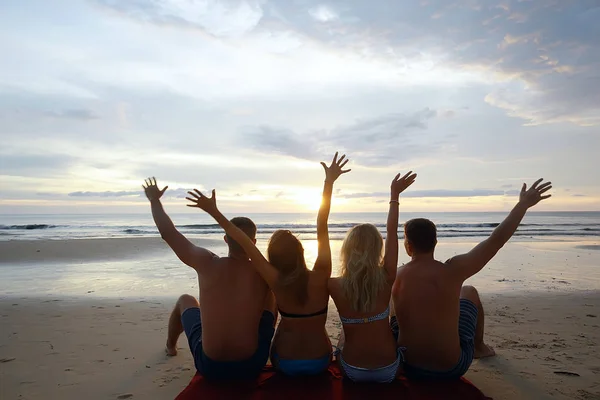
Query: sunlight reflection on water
1 239 598 299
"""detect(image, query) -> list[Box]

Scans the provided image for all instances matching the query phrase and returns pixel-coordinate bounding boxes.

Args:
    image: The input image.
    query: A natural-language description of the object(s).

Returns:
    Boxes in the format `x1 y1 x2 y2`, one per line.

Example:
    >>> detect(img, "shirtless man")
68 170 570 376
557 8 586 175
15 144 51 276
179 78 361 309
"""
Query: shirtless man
392 178 552 379
143 177 276 381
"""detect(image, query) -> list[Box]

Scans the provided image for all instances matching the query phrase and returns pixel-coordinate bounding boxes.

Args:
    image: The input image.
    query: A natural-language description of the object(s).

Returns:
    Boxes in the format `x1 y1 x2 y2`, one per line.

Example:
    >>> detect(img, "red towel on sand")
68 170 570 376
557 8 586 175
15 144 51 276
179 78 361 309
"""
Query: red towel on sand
176 364 492 400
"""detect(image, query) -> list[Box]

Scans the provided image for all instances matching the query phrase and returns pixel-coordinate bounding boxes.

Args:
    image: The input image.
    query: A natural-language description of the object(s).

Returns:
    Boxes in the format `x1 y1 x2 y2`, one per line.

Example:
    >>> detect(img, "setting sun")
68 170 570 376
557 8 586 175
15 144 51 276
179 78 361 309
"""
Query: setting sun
293 188 323 211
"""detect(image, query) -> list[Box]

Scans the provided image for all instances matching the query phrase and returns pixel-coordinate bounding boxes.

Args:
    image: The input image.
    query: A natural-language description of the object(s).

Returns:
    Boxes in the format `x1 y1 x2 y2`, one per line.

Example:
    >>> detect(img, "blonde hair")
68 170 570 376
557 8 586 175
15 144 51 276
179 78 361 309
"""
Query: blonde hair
340 224 387 313
268 230 309 305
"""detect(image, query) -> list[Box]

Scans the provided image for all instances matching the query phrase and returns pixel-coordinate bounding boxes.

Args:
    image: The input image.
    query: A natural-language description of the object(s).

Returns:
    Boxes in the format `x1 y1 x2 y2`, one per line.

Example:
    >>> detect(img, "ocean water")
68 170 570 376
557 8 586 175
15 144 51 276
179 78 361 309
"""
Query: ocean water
1 211 599 242
1 212 599 298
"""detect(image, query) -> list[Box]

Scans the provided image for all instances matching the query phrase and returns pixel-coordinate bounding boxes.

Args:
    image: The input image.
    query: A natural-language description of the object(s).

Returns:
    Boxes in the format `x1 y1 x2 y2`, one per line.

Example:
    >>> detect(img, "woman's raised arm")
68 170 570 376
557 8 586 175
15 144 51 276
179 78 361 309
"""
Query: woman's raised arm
186 188 279 288
384 171 417 282
313 152 351 278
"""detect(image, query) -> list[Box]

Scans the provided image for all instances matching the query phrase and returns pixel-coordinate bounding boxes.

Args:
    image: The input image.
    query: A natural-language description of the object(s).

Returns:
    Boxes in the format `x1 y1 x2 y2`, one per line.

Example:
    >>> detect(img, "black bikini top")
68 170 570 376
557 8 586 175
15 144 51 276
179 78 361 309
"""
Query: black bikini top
278 306 328 319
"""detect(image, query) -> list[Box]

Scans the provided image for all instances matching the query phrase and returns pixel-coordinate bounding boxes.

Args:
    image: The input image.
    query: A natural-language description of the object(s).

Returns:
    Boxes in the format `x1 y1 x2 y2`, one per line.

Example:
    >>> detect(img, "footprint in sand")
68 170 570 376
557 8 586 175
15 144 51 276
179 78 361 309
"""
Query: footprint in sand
577 389 600 399
117 394 133 399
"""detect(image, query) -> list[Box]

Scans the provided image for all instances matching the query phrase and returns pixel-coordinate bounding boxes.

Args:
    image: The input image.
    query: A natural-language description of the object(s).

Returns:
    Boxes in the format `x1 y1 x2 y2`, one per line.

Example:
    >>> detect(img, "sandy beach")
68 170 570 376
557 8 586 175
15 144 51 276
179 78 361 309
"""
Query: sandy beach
1 237 599 399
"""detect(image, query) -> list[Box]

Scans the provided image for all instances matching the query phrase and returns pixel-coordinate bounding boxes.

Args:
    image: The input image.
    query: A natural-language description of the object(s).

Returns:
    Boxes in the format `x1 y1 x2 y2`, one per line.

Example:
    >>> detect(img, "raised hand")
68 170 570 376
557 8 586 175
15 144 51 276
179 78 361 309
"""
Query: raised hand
320 152 351 182
519 178 552 208
143 177 168 202
186 188 218 214
391 171 417 198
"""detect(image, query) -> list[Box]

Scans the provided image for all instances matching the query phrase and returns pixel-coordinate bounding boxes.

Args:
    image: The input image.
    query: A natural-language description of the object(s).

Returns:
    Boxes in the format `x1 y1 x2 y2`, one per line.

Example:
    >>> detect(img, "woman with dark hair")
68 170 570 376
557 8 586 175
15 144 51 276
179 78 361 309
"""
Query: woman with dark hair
186 152 350 376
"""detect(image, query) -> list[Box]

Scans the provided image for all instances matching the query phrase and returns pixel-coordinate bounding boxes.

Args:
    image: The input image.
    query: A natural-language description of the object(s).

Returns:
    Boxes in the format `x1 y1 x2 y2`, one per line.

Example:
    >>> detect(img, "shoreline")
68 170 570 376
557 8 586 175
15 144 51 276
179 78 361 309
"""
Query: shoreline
2 237 599 298
1 292 599 399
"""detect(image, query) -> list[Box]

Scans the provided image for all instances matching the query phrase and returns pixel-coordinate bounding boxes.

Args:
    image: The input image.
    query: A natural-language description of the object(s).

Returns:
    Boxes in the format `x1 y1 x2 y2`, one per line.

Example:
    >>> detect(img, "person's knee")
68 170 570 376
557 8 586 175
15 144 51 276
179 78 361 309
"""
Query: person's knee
460 285 481 304
176 294 199 313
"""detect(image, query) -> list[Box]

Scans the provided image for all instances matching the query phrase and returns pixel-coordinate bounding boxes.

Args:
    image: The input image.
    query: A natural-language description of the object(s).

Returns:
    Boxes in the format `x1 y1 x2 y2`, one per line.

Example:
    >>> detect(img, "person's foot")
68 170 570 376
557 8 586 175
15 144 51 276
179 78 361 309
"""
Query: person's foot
474 343 495 359
165 340 178 356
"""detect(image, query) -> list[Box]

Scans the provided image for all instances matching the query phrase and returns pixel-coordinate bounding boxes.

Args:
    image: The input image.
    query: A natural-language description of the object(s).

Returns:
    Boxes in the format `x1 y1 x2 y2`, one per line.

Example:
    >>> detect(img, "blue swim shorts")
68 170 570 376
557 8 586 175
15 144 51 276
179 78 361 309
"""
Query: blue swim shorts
181 307 275 381
395 299 478 380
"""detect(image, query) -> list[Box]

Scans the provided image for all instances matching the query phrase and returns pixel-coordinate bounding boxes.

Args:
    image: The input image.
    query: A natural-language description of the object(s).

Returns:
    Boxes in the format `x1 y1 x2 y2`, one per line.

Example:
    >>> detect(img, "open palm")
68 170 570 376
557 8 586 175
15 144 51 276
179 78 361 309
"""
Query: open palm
391 171 417 197
519 178 552 208
143 177 168 202
186 189 218 214
321 152 351 182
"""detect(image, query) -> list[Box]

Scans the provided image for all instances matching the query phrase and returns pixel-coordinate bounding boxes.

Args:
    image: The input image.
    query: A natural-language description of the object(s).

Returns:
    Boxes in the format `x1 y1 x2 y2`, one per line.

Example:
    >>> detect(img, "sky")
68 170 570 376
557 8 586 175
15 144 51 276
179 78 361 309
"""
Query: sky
0 0 599 214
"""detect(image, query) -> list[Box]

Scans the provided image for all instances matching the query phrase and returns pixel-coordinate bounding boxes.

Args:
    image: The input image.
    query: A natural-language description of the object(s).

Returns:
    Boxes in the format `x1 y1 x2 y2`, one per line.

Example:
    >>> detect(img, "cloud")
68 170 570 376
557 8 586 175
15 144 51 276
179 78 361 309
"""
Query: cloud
243 108 443 166
0 154 75 176
67 188 193 198
36 192 63 197
264 0 600 126
0 0 598 212
95 0 265 37
243 125 319 159
46 108 99 121
338 189 514 199
504 190 521 196
68 190 142 197
308 5 339 22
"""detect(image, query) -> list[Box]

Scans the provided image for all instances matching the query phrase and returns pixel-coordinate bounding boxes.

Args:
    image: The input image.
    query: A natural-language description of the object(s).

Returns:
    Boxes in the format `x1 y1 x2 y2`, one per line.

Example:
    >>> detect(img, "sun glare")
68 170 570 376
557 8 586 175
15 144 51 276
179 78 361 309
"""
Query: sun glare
293 188 323 211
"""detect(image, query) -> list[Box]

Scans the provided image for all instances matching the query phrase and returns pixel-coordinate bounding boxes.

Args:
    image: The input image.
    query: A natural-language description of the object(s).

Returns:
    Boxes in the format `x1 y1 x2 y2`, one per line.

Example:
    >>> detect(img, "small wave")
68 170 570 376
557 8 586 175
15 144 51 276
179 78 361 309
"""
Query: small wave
178 221 599 231
436 223 500 228
180 224 222 229
0 224 57 230
435 231 600 238
123 228 154 234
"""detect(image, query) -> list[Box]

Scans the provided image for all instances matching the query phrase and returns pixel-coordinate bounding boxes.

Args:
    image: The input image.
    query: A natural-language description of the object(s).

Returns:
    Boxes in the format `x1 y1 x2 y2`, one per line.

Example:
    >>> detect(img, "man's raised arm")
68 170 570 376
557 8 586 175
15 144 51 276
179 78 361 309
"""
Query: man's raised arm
449 178 552 281
143 177 215 270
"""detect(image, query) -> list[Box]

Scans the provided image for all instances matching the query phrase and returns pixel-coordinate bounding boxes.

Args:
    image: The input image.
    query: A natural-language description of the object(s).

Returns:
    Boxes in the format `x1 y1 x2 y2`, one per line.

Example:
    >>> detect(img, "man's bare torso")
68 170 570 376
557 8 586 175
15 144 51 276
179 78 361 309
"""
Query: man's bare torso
198 256 268 361
392 259 464 370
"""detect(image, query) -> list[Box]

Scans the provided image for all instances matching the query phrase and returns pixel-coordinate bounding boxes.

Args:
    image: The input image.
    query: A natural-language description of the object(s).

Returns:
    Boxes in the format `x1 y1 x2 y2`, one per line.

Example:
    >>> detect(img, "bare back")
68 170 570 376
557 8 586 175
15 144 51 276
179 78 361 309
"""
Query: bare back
392 181 554 371
271 270 331 359
329 278 397 368
392 259 463 370
198 256 269 360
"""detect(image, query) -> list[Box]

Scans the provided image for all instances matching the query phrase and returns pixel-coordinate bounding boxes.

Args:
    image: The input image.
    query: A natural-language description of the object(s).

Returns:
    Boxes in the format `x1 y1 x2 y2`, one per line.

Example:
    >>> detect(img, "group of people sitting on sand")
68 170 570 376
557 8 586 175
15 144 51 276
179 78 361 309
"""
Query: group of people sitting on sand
142 152 552 383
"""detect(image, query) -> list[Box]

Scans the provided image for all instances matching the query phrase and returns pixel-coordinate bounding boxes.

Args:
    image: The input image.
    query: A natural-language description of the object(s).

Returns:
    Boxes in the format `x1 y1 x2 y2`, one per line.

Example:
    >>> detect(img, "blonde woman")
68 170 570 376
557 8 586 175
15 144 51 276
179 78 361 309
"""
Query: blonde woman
328 171 417 383
186 153 350 376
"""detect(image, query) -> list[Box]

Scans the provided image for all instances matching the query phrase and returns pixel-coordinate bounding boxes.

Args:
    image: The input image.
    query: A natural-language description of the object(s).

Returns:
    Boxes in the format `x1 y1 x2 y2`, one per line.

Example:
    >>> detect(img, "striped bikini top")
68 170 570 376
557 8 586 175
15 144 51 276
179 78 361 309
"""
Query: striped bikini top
339 306 390 324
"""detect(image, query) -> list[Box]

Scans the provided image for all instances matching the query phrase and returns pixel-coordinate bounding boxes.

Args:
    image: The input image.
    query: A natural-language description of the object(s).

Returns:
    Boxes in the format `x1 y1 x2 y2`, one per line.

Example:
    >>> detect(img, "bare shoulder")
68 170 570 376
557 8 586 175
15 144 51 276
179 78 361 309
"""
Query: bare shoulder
441 255 467 274
211 256 257 272
443 256 457 266
194 254 221 274
395 262 414 278
396 263 407 275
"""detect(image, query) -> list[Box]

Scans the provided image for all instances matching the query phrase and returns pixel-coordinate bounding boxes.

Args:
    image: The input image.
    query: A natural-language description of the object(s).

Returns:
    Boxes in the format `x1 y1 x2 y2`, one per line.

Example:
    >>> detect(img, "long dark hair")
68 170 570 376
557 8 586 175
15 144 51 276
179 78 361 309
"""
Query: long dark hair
267 230 309 305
